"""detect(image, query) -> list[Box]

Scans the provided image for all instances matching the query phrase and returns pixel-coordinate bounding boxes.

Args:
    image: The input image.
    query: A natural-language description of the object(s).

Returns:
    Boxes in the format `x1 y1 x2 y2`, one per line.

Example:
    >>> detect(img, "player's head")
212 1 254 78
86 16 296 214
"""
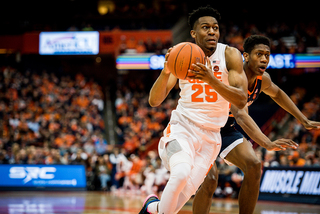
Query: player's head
188 6 221 55
243 35 271 75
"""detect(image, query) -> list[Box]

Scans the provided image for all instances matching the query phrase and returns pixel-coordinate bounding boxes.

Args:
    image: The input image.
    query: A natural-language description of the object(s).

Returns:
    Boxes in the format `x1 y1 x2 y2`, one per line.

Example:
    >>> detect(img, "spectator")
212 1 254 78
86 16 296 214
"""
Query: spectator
216 158 241 198
118 36 127 54
82 23 94 31
123 154 144 193
94 135 108 155
115 81 178 154
67 25 79 31
289 151 306 167
95 155 112 191
0 150 9 164
279 154 290 166
109 147 126 188
154 157 169 193
83 139 95 156
70 149 87 165
126 37 137 50
136 39 147 53
145 38 156 53
141 163 156 195
60 152 70 165
154 38 163 55
92 94 104 112
263 150 280 167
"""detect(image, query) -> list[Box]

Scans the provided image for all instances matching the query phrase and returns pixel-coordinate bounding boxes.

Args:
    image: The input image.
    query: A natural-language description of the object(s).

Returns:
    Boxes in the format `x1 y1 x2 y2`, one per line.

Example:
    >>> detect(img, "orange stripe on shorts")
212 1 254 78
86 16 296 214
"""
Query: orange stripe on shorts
166 123 171 137
206 163 213 176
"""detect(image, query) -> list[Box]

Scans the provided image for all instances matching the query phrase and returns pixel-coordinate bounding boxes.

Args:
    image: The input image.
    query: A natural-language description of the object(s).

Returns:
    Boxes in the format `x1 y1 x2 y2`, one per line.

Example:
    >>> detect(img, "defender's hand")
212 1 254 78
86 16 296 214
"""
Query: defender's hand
264 139 298 151
302 119 320 130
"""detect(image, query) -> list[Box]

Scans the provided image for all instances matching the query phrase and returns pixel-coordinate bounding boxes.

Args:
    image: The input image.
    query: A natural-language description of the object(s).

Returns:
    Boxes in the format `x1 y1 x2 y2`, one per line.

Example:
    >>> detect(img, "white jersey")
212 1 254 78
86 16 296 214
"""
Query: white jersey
176 43 230 130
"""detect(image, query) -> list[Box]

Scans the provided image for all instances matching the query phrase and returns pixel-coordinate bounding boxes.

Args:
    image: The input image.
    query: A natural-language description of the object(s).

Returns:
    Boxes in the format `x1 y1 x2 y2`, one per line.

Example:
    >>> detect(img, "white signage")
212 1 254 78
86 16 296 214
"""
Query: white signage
260 169 320 195
150 55 165 70
267 54 295 69
9 166 56 184
39 31 99 55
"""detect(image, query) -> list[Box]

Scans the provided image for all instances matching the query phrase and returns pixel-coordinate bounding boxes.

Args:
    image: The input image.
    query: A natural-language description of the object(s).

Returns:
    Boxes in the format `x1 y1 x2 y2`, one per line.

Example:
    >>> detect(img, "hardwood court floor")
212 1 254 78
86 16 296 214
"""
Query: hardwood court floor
0 191 319 214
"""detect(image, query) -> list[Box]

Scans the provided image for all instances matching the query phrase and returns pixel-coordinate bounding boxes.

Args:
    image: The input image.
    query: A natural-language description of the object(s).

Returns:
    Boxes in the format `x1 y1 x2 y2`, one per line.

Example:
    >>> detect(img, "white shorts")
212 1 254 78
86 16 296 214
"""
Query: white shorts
158 110 222 196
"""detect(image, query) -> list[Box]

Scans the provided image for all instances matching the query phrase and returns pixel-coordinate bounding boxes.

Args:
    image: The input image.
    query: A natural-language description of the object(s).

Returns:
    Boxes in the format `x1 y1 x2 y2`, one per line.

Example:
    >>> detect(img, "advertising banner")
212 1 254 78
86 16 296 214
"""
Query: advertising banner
259 167 320 204
116 54 165 70
116 53 320 70
39 31 99 55
0 165 86 190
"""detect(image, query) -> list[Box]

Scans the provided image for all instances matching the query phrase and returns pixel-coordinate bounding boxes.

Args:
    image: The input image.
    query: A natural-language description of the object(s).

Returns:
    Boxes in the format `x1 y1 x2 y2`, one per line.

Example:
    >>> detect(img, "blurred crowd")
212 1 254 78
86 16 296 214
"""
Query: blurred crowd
113 21 319 60
4 0 319 55
257 87 320 168
216 21 319 54
116 20 319 55
2 0 182 35
117 36 172 55
0 66 105 165
115 79 179 154
0 65 168 193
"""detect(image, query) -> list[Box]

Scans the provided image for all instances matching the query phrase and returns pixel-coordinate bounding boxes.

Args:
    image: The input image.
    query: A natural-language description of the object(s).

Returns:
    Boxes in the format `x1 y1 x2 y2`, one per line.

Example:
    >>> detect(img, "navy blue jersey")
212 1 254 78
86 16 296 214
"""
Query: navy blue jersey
222 76 263 129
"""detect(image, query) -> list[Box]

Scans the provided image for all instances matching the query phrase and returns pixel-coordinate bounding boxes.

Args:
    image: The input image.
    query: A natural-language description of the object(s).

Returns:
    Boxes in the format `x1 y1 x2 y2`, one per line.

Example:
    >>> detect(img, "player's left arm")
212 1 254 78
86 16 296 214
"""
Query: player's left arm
261 72 320 130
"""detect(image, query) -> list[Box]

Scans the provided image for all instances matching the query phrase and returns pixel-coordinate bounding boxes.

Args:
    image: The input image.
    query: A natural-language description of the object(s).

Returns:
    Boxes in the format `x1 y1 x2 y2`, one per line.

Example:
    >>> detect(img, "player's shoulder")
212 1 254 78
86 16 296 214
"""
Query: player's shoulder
262 72 271 81
224 45 242 70
261 72 272 90
225 46 242 62
225 45 241 55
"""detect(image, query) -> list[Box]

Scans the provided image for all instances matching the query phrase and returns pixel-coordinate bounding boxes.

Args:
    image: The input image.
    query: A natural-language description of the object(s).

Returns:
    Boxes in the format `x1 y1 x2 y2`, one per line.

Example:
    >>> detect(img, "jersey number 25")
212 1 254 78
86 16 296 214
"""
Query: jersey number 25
191 84 217 102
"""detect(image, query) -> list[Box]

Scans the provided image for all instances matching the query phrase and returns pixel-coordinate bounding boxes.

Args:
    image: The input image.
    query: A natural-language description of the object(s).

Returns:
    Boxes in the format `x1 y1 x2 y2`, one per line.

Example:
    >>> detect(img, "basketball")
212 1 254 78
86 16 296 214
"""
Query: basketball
167 42 205 80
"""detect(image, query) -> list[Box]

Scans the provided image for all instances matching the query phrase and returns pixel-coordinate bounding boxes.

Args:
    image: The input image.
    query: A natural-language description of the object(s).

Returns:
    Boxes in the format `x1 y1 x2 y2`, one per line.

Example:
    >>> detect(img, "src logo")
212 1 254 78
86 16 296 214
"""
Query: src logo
9 167 56 184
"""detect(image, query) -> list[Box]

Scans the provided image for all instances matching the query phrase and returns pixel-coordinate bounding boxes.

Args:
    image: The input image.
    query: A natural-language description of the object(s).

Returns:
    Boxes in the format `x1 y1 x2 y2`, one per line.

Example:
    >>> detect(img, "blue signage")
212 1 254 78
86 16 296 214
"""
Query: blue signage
117 53 320 70
267 54 295 69
0 165 86 188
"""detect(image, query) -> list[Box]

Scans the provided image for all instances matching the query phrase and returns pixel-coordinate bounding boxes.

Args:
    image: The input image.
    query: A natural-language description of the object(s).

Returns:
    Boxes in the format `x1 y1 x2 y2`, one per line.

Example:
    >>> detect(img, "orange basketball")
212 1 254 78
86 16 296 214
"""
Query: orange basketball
167 42 205 80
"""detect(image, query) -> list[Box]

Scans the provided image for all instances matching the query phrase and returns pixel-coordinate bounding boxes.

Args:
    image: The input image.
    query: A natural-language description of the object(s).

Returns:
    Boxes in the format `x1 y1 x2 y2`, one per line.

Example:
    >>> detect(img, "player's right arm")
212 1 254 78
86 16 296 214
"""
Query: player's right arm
149 48 178 107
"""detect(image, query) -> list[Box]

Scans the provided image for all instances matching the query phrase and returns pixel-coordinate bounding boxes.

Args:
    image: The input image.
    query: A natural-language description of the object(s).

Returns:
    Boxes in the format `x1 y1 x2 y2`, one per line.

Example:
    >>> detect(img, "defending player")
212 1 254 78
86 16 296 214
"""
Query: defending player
192 35 320 214
139 6 248 214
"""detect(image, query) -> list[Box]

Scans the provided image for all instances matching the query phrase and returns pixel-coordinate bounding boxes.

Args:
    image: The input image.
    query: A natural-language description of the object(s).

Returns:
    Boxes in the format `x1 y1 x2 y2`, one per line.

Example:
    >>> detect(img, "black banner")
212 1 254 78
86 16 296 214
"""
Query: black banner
259 167 320 204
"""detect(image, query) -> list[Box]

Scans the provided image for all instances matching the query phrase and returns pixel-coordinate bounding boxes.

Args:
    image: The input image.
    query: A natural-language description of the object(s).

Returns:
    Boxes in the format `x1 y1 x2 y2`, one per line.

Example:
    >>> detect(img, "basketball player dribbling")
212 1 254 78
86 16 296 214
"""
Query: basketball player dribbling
192 35 320 214
139 6 248 214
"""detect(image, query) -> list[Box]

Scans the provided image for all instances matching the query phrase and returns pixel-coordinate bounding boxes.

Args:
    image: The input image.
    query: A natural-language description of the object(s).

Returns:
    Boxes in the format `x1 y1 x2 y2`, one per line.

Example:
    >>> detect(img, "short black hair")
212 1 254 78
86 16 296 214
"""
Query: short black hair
188 6 221 30
243 35 271 53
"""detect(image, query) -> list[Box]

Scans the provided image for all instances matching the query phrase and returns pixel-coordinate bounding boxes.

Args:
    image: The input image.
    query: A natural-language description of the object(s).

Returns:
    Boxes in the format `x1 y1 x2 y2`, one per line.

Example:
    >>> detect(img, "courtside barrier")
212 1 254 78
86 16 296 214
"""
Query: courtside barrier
259 166 320 204
0 164 86 191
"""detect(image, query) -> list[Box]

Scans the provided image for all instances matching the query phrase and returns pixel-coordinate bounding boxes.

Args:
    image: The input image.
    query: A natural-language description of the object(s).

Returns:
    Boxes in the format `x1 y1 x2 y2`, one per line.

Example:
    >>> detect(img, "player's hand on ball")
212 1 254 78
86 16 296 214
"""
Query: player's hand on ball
162 47 173 75
187 57 215 83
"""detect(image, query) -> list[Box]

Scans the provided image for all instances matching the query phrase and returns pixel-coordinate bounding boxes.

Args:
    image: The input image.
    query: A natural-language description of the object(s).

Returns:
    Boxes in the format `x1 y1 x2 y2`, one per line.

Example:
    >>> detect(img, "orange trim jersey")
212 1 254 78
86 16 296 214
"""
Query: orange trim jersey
176 43 230 130
247 76 262 107
223 75 263 128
